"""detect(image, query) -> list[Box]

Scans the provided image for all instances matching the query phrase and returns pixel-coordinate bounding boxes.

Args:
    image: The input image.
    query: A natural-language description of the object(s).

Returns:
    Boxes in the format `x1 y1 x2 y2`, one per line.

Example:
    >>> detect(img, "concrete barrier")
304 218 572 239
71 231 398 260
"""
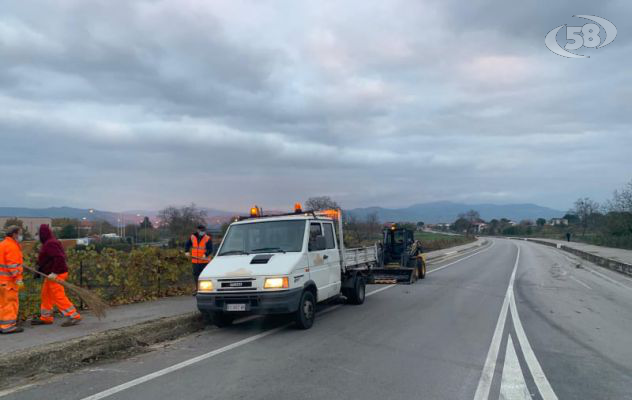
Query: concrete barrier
519 238 632 278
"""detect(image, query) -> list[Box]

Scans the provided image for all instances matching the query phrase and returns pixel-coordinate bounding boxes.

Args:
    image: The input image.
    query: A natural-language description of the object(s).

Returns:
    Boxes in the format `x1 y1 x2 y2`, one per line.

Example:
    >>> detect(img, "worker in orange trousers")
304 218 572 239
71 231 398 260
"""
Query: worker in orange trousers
31 224 81 327
0 226 25 334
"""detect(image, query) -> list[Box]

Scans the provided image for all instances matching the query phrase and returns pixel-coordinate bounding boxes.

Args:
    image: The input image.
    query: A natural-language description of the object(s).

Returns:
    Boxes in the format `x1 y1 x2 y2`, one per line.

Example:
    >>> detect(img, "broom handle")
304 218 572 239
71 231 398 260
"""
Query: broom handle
22 264 63 283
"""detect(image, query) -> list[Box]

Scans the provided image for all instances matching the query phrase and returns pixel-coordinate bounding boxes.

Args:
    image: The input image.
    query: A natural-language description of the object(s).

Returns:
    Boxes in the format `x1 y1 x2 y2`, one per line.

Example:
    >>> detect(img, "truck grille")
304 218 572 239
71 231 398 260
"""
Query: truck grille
218 278 256 291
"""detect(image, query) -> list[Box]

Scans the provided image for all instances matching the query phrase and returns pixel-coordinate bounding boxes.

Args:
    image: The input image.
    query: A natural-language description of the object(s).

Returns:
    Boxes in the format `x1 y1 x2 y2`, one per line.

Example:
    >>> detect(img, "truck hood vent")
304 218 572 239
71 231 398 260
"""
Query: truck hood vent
250 254 274 264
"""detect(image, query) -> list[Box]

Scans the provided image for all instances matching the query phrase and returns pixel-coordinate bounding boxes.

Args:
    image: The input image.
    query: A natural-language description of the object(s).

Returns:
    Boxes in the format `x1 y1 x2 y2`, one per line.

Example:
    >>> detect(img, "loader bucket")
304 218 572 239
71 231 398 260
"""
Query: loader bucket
368 267 415 284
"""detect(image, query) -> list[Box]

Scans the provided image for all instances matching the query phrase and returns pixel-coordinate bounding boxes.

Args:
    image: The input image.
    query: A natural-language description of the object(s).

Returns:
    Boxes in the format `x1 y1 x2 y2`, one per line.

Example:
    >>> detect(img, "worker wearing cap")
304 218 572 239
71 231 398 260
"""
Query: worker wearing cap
0 226 25 334
185 225 213 289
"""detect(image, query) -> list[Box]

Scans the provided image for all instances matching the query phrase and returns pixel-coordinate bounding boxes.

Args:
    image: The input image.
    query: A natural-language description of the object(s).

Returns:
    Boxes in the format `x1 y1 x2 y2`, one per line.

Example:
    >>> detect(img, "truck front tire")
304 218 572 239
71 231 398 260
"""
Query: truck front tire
295 290 316 329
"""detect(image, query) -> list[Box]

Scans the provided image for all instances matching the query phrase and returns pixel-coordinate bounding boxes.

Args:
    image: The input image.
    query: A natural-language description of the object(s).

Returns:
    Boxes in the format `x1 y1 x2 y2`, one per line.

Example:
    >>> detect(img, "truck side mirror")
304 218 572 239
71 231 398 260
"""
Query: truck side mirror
309 235 327 251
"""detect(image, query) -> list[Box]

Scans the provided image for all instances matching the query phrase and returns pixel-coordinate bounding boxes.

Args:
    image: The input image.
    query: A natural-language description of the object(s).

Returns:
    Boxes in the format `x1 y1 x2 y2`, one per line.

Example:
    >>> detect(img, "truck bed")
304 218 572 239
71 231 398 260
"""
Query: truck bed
343 245 379 270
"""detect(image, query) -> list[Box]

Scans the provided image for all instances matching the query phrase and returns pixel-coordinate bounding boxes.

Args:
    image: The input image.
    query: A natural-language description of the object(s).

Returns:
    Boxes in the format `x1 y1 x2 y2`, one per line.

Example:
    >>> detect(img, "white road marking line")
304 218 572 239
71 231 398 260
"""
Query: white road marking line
474 243 558 400
509 279 557 400
561 251 632 286
366 284 395 297
73 245 488 400
582 265 631 289
0 383 36 397
473 245 517 400
77 285 395 400
569 275 592 290
79 324 291 400
499 335 531 400
429 240 496 275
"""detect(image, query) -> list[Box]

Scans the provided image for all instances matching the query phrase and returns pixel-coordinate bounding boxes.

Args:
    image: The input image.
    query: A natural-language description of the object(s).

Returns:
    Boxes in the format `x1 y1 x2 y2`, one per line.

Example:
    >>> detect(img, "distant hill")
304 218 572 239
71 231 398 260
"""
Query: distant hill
0 206 236 226
347 201 564 223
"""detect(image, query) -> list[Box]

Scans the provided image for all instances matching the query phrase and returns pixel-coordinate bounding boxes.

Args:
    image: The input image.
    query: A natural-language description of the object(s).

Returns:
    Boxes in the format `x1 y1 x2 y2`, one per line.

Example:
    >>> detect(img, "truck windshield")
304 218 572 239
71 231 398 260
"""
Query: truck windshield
218 220 306 255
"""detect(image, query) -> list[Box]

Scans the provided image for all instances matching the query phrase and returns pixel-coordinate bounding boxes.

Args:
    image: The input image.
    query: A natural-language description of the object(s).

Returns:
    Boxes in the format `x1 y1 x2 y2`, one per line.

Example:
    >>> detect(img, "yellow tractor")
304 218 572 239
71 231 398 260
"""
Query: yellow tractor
370 225 427 284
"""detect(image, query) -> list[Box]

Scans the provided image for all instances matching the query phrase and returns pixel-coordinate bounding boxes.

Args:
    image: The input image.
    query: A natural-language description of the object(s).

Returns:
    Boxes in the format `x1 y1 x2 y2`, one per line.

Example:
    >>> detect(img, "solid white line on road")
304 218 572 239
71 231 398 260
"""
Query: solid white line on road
474 243 558 400
582 264 632 289
366 284 396 297
561 252 632 287
77 247 491 400
429 240 496 275
78 285 396 400
473 245 517 400
499 335 531 400
569 275 592 290
509 278 558 400
0 383 36 398
80 324 292 400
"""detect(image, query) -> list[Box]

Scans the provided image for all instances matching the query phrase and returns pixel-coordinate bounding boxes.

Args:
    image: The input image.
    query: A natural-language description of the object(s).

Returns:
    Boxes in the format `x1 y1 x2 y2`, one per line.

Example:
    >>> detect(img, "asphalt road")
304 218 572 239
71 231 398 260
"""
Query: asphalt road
3 238 632 400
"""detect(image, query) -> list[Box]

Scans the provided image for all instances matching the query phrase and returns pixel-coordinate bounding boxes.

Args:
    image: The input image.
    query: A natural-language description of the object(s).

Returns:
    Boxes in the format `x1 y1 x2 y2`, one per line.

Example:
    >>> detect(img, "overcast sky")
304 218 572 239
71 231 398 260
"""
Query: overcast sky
1 0 630 212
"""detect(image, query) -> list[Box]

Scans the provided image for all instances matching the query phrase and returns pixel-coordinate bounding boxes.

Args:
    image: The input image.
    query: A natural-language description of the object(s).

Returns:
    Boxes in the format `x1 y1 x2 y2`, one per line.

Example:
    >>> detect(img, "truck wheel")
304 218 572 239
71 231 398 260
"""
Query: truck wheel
347 277 366 305
295 290 316 330
418 258 426 280
212 312 235 328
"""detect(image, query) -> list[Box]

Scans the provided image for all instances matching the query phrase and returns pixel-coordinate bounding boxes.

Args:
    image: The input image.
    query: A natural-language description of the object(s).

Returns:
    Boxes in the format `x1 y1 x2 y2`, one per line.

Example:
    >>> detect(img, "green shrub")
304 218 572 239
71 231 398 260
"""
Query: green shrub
18 246 193 320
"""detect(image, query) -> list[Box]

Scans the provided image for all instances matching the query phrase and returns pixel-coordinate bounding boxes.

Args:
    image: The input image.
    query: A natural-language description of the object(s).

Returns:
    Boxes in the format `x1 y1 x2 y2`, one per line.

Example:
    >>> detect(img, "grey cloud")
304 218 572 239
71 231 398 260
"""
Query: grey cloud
0 0 630 212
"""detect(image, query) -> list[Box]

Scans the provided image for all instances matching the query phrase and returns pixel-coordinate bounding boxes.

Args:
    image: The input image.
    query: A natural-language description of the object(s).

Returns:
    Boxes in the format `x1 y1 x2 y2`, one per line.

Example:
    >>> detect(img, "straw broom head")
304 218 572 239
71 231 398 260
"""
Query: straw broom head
54 279 109 319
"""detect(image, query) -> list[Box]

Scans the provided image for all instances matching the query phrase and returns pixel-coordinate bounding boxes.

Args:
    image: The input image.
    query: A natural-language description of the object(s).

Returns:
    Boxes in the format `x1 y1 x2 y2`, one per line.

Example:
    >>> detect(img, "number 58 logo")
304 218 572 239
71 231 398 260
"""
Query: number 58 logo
545 15 617 58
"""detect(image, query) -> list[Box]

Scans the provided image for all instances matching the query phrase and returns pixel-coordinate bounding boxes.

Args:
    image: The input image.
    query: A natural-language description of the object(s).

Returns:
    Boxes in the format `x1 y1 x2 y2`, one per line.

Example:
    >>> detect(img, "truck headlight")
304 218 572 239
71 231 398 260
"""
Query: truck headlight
198 280 214 292
264 277 289 289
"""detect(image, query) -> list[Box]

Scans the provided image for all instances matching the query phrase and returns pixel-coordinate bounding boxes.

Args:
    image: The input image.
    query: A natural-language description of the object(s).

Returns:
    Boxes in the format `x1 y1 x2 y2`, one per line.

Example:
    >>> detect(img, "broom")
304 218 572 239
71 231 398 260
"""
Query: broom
23 265 109 320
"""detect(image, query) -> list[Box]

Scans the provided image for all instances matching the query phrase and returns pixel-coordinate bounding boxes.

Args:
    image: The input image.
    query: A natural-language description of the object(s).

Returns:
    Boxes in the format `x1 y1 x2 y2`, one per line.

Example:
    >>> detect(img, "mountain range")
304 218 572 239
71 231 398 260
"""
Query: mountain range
347 201 564 223
1 201 565 225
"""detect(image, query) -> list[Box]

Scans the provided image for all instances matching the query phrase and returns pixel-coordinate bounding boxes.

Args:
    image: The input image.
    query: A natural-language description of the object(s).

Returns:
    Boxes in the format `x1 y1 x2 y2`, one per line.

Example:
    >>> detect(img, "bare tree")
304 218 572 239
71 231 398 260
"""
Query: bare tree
608 179 632 212
305 196 340 211
572 197 600 236
158 203 207 242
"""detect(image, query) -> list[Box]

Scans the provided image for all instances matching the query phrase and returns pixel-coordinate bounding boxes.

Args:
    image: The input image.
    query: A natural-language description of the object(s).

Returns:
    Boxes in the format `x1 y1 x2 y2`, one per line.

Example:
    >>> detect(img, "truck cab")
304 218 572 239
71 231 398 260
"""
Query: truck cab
196 208 364 329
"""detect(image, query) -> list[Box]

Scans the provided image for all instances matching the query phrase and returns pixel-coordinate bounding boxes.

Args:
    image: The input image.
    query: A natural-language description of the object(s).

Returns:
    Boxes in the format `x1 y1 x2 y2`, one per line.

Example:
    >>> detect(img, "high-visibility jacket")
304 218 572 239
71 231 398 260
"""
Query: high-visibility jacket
0 237 23 282
190 234 211 264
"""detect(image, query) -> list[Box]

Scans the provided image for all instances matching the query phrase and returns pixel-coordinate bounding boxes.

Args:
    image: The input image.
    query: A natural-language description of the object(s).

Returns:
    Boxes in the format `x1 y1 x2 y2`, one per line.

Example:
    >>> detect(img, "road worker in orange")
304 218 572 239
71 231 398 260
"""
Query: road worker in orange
185 225 213 293
0 226 25 334
31 224 81 327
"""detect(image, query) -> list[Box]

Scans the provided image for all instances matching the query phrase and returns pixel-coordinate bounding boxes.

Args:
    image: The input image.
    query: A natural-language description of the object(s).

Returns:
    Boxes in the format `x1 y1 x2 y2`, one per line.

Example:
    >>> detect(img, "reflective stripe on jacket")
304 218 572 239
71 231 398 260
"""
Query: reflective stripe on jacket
190 234 211 264
0 237 23 282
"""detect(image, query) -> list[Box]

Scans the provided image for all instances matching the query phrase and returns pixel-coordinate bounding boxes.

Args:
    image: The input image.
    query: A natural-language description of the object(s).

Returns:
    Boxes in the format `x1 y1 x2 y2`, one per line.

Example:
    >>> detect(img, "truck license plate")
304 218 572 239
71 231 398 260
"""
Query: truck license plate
226 303 247 312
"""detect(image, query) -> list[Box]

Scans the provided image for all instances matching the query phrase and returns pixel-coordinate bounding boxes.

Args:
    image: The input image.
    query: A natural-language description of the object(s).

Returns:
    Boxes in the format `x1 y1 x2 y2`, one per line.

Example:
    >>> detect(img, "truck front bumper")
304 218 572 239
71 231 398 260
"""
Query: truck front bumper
197 287 303 315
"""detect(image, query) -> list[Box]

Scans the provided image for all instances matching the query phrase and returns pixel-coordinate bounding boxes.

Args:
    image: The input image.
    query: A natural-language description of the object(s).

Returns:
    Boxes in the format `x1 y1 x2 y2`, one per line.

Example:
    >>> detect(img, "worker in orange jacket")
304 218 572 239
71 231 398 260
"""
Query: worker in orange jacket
0 226 25 334
185 225 213 293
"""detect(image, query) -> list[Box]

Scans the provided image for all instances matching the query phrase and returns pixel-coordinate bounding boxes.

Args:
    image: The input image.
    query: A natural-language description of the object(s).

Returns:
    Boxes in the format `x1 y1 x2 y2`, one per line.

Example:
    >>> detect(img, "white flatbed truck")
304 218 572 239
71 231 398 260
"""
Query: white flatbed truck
196 207 378 329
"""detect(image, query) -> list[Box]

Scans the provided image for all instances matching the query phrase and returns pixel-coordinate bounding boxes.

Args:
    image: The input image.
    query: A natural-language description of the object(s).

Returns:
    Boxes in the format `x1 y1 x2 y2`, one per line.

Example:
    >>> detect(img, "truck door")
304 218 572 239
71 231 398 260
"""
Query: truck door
322 222 341 296
308 222 329 301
